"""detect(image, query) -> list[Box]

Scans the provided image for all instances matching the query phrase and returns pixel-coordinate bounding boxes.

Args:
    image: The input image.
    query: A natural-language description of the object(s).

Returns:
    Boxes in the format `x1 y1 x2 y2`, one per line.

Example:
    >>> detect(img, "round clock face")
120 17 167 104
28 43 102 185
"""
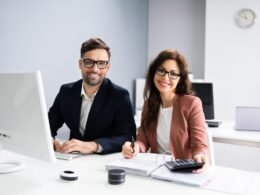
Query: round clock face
235 8 256 28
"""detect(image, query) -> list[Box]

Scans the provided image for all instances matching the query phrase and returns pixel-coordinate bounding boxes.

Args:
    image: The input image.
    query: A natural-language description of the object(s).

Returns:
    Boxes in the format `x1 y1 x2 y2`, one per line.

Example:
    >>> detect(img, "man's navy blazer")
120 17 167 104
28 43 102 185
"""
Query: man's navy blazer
48 78 136 154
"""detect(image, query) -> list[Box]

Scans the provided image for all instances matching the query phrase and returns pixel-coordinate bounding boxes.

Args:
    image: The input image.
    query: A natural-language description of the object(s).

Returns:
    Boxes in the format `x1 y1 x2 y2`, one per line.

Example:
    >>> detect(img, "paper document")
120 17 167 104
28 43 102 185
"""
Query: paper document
106 154 259 194
204 167 259 195
151 165 221 186
105 153 172 176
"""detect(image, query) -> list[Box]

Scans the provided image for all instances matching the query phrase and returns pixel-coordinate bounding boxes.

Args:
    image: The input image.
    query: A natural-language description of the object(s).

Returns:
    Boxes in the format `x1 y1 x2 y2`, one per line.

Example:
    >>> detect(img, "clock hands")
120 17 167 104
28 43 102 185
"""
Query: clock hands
240 11 247 20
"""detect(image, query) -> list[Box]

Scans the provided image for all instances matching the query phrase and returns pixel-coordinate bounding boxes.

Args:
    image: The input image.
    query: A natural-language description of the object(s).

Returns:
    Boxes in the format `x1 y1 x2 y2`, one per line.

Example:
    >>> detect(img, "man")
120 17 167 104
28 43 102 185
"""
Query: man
48 38 136 154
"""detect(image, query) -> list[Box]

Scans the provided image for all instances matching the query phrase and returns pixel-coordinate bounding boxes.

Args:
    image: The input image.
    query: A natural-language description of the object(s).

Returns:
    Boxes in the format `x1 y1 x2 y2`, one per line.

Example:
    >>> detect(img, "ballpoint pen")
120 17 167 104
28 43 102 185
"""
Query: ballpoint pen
131 136 135 153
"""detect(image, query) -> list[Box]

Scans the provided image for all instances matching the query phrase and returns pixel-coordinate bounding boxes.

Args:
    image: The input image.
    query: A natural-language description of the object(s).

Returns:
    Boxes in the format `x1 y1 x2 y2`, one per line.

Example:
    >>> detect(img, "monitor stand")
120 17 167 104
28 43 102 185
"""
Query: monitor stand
0 160 25 173
0 147 25 174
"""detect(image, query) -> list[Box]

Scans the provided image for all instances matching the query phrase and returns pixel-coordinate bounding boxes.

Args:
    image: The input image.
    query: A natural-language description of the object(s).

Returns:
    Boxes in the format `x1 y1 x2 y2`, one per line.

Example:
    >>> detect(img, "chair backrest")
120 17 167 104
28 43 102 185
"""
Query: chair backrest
206 129 215 165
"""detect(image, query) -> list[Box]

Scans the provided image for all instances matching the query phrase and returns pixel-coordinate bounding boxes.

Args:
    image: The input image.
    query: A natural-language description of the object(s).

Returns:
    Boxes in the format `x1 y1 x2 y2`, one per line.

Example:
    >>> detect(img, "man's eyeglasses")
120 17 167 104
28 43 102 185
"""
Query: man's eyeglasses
81 59 109 69
156 67 181 80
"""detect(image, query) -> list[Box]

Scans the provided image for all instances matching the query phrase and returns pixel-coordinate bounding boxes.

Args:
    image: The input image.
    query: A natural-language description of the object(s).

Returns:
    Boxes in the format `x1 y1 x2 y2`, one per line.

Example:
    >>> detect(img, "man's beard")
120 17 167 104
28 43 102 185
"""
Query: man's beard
83 74 103 86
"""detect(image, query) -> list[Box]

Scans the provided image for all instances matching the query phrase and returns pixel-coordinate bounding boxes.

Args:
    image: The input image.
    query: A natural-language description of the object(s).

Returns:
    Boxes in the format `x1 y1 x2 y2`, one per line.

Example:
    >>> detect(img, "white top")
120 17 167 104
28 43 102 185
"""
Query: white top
79 84 96 136
157 106 173 154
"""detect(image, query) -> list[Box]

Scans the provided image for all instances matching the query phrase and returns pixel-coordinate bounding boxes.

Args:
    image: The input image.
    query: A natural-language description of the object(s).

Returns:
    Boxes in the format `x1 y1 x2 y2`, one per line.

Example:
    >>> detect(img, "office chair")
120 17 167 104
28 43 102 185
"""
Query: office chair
206 129 215 165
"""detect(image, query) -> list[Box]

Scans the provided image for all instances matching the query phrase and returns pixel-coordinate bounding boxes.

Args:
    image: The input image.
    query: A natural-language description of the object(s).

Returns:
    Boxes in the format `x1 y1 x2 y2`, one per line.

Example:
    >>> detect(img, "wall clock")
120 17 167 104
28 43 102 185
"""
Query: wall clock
235 8 256 28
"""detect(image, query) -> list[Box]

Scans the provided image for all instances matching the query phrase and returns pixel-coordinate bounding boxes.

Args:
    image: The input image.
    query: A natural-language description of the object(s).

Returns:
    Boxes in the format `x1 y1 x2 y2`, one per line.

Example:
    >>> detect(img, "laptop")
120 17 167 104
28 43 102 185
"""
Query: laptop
235 106 260 131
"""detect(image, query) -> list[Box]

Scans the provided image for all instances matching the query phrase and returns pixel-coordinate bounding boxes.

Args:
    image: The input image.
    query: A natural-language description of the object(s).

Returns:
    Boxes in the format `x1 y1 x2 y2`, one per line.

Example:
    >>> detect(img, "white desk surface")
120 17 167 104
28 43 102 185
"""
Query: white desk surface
208 121 260 146
1 151 260 195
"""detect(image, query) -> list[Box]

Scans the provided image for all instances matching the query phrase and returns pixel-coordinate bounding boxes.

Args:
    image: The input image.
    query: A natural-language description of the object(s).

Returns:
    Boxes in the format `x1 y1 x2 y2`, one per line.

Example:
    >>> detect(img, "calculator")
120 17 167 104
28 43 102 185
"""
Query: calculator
165 159 204 172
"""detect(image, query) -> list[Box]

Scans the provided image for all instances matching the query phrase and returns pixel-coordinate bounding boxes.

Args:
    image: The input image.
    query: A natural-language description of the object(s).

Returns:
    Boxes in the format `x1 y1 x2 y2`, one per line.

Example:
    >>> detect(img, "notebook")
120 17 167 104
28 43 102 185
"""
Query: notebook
105 153 222 186
152 166 258 194
151 165 221 187
105 153 172 176
235 106 260 131
106 153 259 193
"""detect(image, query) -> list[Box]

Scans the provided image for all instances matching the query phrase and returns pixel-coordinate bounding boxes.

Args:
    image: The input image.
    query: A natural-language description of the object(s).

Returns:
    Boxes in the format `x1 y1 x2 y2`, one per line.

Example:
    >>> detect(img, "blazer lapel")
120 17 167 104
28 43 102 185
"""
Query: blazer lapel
72 80 84 139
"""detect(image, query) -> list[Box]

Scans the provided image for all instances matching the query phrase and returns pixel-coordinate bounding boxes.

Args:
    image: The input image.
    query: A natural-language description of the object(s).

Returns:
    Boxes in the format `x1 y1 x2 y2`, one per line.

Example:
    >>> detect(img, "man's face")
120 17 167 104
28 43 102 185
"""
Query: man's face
79 49 110 87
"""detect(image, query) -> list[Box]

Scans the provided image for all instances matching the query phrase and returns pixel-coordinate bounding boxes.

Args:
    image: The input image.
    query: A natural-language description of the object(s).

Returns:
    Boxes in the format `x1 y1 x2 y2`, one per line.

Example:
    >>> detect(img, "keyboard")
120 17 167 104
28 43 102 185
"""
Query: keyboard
55 152 83 160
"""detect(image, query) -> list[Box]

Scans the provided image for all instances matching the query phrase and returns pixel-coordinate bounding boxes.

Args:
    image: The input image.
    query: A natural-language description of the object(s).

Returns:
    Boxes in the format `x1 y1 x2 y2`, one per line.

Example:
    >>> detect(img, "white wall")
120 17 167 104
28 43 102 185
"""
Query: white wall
2 0 259 128
0 0 148 107
148 0 206 79
205 0 260 120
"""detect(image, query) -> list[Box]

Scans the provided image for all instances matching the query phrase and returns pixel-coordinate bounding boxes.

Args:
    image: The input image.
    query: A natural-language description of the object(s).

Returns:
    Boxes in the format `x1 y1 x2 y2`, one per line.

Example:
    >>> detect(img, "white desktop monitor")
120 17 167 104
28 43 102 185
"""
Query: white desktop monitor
0 71 56 173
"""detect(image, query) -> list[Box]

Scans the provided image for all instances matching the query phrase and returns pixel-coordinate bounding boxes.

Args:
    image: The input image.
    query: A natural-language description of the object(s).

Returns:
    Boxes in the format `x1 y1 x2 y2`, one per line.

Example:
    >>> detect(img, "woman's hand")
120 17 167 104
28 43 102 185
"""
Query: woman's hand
193 153 209 173
122 141 140 159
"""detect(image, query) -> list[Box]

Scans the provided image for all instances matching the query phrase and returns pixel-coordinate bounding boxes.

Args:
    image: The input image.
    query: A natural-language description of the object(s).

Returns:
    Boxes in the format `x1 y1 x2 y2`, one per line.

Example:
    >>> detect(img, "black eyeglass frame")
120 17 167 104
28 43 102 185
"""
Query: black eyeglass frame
81 58 109 69
155 67 181 80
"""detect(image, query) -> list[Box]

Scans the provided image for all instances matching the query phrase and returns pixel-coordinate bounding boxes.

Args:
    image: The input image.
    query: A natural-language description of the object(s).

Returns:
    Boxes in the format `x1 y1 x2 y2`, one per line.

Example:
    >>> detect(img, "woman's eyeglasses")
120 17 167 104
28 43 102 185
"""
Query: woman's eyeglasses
156 67 180 80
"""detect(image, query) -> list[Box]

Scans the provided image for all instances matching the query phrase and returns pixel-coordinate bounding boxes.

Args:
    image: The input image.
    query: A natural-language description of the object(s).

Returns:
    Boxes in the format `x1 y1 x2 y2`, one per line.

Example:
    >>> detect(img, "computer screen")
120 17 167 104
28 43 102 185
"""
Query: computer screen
192 82 215 120
0 71 56 173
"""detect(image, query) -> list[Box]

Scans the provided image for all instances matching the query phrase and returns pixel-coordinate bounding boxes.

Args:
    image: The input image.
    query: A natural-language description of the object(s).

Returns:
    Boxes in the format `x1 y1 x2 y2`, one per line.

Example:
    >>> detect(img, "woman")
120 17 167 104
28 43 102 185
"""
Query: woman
122 49 209 172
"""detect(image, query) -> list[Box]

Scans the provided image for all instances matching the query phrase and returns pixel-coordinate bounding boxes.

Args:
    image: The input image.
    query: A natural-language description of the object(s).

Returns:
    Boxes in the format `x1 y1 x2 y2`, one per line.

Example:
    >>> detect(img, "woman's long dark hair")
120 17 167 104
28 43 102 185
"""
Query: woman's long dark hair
141 49 193 131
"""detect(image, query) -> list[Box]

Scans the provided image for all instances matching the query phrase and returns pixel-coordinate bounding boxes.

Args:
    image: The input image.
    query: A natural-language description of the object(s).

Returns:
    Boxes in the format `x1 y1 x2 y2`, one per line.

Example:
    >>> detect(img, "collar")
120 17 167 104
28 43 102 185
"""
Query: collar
81 84 97 101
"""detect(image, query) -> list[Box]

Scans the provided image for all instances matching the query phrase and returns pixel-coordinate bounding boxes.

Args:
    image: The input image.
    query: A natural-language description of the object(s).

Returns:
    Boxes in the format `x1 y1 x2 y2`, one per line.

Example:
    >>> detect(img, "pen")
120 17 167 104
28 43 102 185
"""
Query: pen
131 136 135 153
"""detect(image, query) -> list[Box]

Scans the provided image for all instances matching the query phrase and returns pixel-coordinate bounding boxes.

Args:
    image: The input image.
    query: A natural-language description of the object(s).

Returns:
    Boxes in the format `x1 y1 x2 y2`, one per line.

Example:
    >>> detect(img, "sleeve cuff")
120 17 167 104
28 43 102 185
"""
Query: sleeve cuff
96 143 103 153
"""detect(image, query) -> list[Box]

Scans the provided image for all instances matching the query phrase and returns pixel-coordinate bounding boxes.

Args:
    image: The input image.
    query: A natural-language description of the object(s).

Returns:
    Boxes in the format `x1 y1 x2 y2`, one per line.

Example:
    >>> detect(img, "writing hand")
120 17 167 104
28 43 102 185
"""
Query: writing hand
122 141 140 159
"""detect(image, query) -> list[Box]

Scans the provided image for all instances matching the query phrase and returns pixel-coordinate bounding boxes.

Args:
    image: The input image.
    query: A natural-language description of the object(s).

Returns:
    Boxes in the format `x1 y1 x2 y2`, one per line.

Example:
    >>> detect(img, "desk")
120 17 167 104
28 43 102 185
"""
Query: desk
1 151 260 195
208 121 260 147
208 121 260 172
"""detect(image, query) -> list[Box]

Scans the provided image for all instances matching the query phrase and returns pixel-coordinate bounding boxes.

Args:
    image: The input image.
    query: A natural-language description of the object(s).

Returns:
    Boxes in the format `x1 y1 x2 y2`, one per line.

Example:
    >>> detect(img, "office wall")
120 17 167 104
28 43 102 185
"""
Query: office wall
205 0 260 120
148 0 206 79
0 0 148 107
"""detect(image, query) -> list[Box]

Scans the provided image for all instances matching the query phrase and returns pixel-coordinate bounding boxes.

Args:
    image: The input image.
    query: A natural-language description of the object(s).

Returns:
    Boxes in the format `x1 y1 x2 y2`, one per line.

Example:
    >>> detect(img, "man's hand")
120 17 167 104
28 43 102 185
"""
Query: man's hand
57 139 99 154
53 139 62 152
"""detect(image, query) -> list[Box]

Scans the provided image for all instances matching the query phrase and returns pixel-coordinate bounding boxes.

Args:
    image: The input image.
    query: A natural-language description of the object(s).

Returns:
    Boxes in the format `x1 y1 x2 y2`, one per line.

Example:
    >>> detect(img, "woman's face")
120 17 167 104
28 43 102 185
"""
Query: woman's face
153 59 180 96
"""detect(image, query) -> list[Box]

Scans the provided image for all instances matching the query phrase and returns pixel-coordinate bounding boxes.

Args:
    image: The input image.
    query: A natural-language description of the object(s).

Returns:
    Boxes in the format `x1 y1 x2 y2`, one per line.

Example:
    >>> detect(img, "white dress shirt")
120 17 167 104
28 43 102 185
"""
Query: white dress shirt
79 84 103 153
157 106 173 154
79 85 96 136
